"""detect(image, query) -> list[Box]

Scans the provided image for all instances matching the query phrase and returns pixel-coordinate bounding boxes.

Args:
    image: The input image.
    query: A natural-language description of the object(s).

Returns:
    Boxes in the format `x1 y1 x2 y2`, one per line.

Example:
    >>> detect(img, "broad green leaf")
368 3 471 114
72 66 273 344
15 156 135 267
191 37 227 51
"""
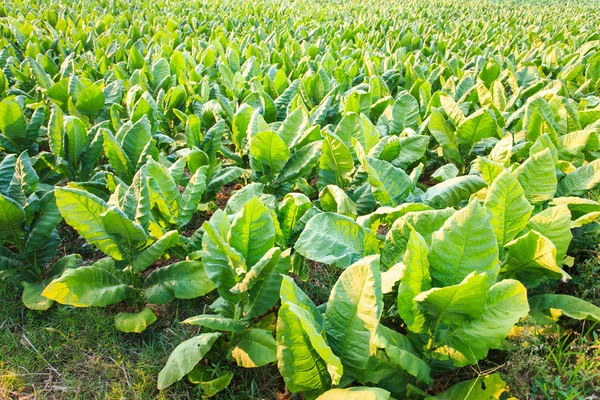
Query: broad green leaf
529 294 600 322
22 282 53 311
75 83 104 114
187 366 233 397
277 276 342 394
274 140 323 186
0 193 25 242
101 206 147 246
434 280 529 366
278 192 312 244
228 197 275 268
178 166 207 225
25 191 63 259
245 248 291 318
415 272 489 327
431 164 459 182
525 205 572 264
250 130 291 172
325 256 382 375
55 187 124 260
513 149 557 203
225 182 264 215
0 99 26 140
131 230 179 273
373 325 431 384
295 213 375 268
202 218 245 302
319 185 357 219
157 332 221 390
357 142 411 206
317 387 391 400
115 308 157 333
556 159 600 196
42 259 132 307
429 201 499 286
397 230 431 332
319 131 354 188
484 170 533 246
389 92 420 134
231 329 277 368
427 374 507 400
456 108 498 146
427 109 461 164
501 230 568 287
120 116 152 168
421 175 486 208
183 315 248 333
144 261 215 304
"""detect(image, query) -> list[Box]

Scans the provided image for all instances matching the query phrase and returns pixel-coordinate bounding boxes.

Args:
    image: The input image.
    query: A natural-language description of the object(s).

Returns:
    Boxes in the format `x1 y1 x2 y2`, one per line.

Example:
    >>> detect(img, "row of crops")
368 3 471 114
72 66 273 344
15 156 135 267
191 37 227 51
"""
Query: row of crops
2 0 600 397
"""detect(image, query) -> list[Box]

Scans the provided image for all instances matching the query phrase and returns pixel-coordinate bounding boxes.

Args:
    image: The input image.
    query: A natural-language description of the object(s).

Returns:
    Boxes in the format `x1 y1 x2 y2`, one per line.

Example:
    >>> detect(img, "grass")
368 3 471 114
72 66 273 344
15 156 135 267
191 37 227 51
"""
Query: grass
0 281 284 399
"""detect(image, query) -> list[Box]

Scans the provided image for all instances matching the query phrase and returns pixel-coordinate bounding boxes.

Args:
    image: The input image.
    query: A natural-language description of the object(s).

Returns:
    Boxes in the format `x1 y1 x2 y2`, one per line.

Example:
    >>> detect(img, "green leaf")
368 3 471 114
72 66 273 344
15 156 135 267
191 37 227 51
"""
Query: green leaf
120 116 152 169
229 197 275 268
501 230 569 287
231 329 277 368
274 141 323 186
42 259 132 307
277 276 342 394
25 191 63 263
202 217 244 303
427 374 507 400
525 205 572 264
55 187 124 260
103 129 134 182
131 230 179 273
529 294 600 322
22 282 54 311
245 248 290 318
278 193 312 244
429 201 499 286
178 166 207 225
183 315 248 333
434 280 529 366
316 387 391 400
0 193 25 242
421 175 486 208
0 99 26 140
187 366 233 397
357 142 412 206
75 83 105 114
415 272 490 327
373 325 432 384
427 109 461 164
115 308 157 333
295 213 375 268
484 170 533 246
325 256 382 375
397 230 431 332
456 108 498 146
319 185 357 219
157 332 221 390
144 261 216 304
63 117 88 167
556 159 600 197
250 130 291 172
100 206 147 247
513 149 557 203
388 92 420 134
319 131 354 188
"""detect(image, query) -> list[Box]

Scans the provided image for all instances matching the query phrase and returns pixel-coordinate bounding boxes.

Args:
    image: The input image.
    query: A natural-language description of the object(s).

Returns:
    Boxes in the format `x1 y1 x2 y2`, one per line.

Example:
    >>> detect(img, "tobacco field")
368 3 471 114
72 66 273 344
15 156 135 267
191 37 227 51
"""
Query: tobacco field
2 0 600 398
